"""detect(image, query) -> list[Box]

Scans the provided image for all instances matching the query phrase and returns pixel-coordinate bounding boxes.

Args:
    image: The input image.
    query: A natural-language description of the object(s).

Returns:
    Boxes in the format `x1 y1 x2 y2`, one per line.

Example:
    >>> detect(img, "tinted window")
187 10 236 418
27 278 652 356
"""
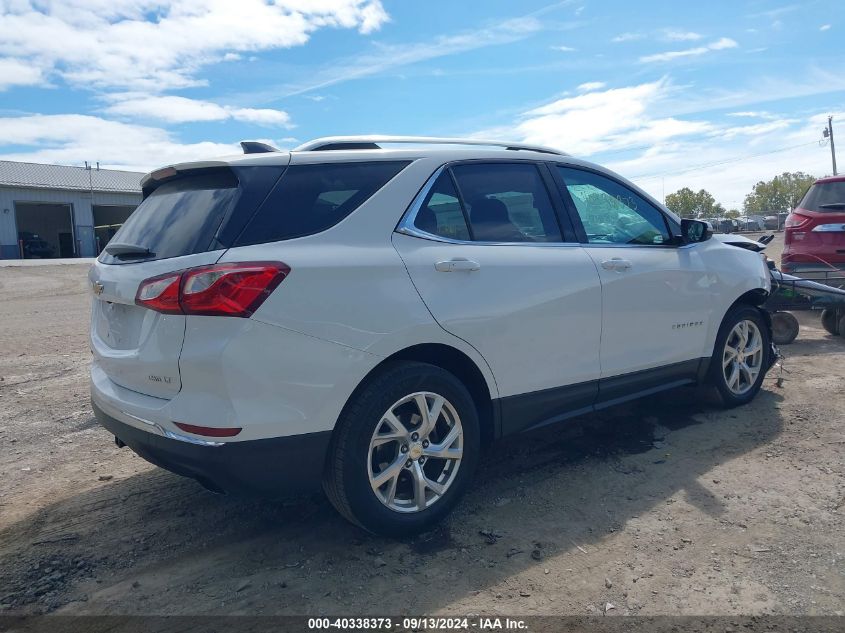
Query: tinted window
236 161 409 245
414 172 470 240
100 170 239 263
799 181 845 212
558 167 670 245
451 163 562 242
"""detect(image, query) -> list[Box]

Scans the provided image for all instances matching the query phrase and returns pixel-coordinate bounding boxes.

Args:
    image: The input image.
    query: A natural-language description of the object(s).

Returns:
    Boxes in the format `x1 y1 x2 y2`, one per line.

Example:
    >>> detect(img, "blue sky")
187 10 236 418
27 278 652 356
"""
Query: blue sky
0 0 843 208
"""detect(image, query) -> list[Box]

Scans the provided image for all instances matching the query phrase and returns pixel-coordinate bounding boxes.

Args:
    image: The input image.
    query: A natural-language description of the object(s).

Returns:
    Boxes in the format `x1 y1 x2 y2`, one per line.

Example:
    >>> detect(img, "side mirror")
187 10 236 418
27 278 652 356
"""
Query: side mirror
681 218 712 244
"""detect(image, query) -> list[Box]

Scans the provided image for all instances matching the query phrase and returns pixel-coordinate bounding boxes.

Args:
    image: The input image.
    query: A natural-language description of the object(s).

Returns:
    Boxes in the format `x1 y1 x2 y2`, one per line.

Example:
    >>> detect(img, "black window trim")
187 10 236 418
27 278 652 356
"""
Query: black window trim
549 162 684 249
396 158 579 246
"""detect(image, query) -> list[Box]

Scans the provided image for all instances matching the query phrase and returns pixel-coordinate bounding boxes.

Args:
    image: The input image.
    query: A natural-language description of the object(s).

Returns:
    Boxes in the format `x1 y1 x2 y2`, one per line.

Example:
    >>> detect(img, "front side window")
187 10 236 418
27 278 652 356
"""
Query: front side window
451 163 562 243
557 167 670 245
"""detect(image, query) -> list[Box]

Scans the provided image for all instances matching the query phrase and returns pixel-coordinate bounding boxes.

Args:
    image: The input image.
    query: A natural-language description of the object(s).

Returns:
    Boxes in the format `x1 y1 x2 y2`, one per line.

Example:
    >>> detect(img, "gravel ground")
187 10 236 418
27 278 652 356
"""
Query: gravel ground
0 243 843 617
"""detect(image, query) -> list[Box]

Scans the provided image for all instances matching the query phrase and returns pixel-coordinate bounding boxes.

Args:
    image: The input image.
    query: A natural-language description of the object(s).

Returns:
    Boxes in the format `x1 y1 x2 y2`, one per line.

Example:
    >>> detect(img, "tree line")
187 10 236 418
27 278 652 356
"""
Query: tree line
664 171 817 219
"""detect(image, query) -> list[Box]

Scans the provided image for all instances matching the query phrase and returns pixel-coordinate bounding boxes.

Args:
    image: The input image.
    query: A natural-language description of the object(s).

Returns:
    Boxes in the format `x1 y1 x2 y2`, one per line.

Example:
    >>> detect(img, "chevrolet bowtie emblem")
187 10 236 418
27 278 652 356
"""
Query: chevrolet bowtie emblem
92 281 104 296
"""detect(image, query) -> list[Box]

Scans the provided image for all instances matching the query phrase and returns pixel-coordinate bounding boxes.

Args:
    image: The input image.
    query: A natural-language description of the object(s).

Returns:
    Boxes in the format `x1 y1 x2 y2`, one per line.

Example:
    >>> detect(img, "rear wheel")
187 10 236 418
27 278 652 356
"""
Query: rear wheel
770 311 799 345
323 361 480 536
709 305 770 407
821 309 840 335
838 315 845 339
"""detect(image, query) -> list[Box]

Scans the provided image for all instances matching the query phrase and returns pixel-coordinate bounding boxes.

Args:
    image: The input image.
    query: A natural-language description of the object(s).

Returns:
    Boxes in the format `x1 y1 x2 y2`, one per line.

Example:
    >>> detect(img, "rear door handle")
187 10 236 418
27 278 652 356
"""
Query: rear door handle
435 258 481 272
601 257 632 271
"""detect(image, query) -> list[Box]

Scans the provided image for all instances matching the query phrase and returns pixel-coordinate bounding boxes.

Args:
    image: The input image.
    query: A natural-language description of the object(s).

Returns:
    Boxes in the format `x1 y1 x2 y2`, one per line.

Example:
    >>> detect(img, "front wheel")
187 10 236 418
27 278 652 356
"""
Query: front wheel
709 305 771 407
323 361 480 536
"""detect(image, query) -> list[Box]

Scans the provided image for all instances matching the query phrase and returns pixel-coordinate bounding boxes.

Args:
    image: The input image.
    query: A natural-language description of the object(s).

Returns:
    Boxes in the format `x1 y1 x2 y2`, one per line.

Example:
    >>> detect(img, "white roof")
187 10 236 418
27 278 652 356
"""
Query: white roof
0 160 143 193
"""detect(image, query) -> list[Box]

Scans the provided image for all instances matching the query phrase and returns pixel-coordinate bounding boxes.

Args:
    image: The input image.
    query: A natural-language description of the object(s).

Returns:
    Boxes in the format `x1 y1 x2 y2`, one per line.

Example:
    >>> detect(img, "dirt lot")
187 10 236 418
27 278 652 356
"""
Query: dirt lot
1 245 843 617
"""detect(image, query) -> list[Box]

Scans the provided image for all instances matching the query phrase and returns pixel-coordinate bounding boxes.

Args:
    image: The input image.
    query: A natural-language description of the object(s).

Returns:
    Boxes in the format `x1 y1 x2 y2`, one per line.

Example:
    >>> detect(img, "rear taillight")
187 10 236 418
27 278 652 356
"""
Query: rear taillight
135 262 289 317
784 213 811 229
135 272 182 314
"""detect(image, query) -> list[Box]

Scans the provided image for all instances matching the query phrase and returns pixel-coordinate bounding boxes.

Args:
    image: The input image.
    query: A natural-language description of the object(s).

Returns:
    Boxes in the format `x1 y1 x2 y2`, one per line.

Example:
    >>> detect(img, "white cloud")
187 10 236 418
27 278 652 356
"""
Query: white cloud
0 0 390 91
662 29 702 41
103 95 292 126
0 114 242 171
820 24 831 31
612 32 644 42
639 37 738 63
726 111 777 119
551 45 576 52
479 79 711 157
473 80 842 207
0 58 45 90
709 37 738 50
577 81 606 92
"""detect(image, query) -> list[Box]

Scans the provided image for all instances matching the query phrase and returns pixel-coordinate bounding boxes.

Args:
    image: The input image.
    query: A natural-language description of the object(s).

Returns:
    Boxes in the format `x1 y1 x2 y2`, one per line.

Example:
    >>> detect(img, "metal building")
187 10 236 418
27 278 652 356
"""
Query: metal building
0 160 144 260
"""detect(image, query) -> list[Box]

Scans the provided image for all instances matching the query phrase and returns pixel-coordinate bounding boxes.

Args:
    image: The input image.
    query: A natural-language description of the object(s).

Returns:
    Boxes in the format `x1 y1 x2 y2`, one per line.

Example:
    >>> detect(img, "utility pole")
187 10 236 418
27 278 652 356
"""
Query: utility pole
823 116 837 175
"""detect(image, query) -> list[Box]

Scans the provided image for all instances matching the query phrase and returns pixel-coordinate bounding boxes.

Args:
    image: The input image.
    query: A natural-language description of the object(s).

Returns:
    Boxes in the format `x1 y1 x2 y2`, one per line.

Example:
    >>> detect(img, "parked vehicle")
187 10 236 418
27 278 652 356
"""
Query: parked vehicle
714 218 736 233
717 232 845 343
89 136 775 535
17 231 54 258
782 175 845 277
738 216 764 231
763 213 789 230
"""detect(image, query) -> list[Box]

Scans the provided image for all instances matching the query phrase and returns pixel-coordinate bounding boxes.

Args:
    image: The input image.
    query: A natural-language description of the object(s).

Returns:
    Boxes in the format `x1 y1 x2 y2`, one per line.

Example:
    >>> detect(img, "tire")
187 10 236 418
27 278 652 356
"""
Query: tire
770 311 799 345
709 304 771 407
323 361 480 536
838 315 845 339
821 309 840 336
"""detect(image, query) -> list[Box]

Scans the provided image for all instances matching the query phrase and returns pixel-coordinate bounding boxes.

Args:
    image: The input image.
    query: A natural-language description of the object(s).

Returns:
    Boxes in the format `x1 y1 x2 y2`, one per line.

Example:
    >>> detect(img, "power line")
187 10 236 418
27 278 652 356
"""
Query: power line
629 141 819 181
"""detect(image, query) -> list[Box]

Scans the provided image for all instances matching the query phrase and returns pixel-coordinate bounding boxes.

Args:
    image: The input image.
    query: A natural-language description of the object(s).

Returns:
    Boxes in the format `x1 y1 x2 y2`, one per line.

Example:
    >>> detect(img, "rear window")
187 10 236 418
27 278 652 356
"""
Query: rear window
234 161 410 246
99 170 239 264
799 181 845 212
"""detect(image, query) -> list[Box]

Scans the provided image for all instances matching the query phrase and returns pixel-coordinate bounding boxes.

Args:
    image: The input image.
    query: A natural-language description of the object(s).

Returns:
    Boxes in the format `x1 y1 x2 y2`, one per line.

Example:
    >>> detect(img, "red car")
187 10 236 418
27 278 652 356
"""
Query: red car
782 175 845 276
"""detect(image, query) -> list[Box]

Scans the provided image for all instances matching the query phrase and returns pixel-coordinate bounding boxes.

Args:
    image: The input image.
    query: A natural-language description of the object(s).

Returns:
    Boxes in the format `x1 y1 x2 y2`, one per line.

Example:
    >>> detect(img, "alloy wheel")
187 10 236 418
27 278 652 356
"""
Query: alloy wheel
722 319 764 395
368 392 463 513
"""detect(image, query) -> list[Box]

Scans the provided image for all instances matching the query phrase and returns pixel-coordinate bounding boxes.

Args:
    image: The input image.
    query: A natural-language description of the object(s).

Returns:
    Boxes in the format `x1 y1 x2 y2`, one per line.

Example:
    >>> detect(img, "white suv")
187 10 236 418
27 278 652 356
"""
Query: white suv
89 136 774 535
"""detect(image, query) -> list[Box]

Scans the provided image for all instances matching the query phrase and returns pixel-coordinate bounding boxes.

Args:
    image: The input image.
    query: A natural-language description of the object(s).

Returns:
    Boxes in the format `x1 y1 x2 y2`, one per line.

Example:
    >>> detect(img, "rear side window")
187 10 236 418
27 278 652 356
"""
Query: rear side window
100 171 238 263
235 161 409 245
451 163 562 242
799 181 845 212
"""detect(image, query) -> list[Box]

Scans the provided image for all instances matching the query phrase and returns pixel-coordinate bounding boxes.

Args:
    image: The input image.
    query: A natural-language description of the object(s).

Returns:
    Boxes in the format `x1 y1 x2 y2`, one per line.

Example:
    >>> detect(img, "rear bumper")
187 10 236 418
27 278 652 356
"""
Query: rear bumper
93 401 331 495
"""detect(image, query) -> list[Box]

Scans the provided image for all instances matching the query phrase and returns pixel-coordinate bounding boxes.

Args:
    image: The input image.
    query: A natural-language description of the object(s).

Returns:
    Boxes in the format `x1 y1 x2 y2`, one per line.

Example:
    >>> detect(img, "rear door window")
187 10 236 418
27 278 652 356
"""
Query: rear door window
413 171 471 240
99 170 239 264
235 161 410 245
450 163 562 242
799 181 845 212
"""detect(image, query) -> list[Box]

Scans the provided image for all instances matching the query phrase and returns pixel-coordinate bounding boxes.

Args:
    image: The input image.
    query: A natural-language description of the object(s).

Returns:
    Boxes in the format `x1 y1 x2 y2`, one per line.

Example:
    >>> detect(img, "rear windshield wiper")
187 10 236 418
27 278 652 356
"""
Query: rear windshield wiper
819 202 845 209
104 243 156 258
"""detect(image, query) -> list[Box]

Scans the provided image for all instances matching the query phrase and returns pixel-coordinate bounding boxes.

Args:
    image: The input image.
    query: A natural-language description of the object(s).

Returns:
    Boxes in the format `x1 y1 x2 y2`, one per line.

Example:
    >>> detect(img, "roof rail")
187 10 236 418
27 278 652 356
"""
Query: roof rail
240 141 280 154
292 136 566 156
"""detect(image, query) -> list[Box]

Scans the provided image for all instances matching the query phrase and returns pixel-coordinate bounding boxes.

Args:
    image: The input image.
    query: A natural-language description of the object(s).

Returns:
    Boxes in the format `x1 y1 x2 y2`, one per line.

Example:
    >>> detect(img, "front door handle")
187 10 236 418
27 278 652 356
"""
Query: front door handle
435 258 481 273
601 257 632 271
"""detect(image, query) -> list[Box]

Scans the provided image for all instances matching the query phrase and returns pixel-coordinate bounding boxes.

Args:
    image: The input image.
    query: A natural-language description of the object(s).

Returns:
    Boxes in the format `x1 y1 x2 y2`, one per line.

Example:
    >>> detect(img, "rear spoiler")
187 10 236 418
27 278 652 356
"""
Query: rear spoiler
140 161 231 197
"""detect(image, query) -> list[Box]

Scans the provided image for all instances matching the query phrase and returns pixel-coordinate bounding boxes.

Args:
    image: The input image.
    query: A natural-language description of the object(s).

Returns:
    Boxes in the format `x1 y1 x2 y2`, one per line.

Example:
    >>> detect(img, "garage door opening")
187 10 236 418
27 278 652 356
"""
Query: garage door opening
93 205 136 254
14 202 75 259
